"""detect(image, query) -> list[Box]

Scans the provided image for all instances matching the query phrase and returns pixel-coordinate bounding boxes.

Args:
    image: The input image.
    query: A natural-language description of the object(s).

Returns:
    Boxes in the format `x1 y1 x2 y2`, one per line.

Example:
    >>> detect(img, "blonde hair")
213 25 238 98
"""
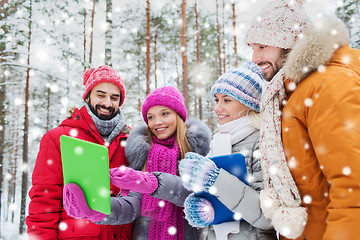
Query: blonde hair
247 109 261 130
145 114 192 163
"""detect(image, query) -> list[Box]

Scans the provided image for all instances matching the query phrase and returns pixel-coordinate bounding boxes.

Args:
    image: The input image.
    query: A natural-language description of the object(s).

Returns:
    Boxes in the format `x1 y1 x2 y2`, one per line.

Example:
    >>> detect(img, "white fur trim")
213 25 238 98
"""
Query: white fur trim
284 15 350 83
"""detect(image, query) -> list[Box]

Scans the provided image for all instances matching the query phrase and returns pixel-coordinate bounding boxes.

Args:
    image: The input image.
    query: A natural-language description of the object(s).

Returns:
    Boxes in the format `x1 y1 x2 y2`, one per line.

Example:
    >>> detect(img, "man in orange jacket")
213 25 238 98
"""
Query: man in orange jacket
245 0 360 239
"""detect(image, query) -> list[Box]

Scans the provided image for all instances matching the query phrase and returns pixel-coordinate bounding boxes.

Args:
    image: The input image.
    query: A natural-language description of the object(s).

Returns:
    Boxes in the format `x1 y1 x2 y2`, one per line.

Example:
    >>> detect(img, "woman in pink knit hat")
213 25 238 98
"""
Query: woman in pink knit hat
63 86 211 240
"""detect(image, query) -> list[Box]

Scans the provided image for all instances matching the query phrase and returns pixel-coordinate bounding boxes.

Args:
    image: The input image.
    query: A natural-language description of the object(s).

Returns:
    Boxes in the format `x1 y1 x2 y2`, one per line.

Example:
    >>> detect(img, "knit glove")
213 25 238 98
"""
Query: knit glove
184 193 215 228
179 152 220 192
109 166 158 196
63 183 106 222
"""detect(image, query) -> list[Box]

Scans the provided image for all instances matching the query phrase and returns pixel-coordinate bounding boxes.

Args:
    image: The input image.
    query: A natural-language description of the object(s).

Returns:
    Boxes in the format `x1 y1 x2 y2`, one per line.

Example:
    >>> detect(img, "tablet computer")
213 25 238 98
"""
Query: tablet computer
60 135 111 215
194 153 248 224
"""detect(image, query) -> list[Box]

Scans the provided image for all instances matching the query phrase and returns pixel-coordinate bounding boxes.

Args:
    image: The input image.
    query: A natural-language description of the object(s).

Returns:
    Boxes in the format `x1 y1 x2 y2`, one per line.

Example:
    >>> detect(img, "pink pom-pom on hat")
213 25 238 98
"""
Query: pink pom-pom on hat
142 86 187 124
82 65 125 107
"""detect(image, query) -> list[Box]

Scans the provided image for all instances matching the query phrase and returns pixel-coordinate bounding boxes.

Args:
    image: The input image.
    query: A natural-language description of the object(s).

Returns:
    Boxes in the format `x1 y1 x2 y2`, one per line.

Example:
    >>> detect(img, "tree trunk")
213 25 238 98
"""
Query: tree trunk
194 0 202 119
145 0 151 95
232 2 238 67
216 0 222 76
89 0 96 65
46 85 50 132
105 0 112 66
83 8 87 71
222 0 226 73
181 0 189 110
154 30 158 89
19 0 32 234
0 49 5 239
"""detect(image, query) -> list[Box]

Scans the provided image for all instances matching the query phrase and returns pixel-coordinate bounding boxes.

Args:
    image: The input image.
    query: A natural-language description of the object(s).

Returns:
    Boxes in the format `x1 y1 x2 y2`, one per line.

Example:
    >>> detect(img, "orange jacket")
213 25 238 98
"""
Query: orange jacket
280 17 360 240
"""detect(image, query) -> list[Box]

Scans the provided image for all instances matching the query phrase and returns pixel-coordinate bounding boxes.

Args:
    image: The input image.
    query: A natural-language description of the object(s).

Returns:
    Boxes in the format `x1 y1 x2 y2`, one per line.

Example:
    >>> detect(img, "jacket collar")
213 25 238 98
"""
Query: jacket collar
283 16 350 85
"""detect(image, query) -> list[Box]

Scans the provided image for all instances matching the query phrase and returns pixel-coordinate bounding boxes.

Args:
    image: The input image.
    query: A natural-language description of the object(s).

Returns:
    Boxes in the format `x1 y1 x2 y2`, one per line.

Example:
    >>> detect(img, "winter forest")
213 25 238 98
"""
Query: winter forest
0 0 359 238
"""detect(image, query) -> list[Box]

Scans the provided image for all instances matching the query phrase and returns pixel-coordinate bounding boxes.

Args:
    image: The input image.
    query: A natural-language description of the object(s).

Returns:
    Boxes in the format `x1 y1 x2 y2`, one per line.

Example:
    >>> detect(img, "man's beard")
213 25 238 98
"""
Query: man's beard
88 100 118 120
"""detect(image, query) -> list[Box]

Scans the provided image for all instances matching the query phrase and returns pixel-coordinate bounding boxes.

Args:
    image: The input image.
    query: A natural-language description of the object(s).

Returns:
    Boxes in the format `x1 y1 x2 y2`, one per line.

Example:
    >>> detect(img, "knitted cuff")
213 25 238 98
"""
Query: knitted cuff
179 152 220 192
184 194 214 228
144 172 159 194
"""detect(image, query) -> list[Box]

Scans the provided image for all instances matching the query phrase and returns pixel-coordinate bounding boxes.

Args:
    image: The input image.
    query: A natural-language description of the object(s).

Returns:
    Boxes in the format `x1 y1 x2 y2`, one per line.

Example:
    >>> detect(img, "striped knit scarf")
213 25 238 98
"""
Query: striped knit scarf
259 68 307 239
141 135 184 240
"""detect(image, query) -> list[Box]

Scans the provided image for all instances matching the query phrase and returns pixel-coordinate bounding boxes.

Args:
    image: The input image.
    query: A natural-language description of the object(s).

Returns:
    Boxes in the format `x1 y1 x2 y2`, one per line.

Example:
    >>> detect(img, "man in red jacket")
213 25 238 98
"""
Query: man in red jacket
25 65 133 240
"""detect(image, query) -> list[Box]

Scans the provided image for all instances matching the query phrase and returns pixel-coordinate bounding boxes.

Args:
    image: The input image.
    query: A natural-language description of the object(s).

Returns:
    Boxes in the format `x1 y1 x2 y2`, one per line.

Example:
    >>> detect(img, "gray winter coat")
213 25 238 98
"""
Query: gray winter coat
203 131 277 240
99 119 211 240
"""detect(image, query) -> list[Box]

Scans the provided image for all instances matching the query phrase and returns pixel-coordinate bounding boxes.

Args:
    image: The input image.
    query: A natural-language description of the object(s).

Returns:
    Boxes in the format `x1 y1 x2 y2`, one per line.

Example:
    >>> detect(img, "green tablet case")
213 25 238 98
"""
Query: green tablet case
60 135 111 215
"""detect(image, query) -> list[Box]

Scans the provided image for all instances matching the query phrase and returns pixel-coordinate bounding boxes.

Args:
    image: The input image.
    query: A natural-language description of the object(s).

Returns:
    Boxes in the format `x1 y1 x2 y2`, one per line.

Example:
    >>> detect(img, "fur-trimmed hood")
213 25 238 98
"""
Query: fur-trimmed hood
284 15 350 84
124 119 211 170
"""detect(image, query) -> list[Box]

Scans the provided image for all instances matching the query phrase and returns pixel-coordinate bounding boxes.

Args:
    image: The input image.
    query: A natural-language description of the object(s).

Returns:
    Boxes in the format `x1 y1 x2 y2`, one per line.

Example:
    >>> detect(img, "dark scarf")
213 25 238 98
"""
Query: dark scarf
85 102 126 143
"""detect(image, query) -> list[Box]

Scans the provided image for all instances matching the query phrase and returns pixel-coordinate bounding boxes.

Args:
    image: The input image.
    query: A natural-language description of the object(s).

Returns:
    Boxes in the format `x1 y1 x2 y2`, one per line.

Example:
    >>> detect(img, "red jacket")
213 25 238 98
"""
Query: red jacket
26 106 133 240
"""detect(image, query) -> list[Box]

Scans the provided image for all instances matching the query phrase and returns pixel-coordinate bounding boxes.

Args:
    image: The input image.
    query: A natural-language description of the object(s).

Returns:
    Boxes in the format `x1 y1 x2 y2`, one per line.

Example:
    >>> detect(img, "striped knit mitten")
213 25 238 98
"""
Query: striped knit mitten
184 193 215 228
179 152 220 192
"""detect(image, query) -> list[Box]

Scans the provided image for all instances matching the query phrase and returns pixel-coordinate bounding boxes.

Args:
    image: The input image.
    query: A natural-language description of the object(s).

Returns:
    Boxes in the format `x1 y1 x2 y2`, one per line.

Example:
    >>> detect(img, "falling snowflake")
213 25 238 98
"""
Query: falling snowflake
9 203 17 211
318 65 326 73
262 196 274 208
59 222 68 231
99 187 109 197
342 166 351 176
209 186 217 195
69 129 78 137
247 174 255 183
302 66 309 73
344 120 355 130
47 159 53 165
158 200 165 208
253 149 261 159
14 98 22 106
22 163 28 172
341 55 351 64
120 140 126 147
168 226 177 235
281 227 291 238
304 98 313 107
181 174 190 183
288 157 297 169
5 173 12 180
269 166 278 176
74 146 84 155
287 82 296 91
303 195 312 204
304 143 310 150
233 212 242 221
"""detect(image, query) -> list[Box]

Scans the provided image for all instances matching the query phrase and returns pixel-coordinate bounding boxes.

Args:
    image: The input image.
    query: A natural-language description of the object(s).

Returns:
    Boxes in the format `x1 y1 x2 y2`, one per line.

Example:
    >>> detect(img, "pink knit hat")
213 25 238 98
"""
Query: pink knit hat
142 86 187 124
245 0 311 49
82 65 125 107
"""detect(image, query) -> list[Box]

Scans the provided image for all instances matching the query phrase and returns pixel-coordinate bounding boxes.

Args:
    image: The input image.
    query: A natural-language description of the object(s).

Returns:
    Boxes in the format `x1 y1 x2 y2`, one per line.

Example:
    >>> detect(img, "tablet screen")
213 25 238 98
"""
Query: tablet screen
60 135 111 215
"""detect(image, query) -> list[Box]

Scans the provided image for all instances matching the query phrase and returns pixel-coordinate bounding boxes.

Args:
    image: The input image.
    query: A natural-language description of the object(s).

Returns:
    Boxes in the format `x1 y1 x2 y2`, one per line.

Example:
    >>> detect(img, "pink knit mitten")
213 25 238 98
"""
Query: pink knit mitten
109 166 158 196
63 183 106 222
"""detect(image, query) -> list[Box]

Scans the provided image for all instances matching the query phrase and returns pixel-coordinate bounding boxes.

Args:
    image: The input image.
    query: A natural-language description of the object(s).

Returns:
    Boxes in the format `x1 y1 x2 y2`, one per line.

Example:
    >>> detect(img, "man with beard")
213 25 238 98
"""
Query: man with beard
245 0 360 240
26 65 134 240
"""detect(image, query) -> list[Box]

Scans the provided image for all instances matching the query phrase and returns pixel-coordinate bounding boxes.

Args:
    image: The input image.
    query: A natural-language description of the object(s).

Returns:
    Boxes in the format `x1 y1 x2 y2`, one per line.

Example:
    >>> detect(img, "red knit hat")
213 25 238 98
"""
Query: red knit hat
82 65 125 107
